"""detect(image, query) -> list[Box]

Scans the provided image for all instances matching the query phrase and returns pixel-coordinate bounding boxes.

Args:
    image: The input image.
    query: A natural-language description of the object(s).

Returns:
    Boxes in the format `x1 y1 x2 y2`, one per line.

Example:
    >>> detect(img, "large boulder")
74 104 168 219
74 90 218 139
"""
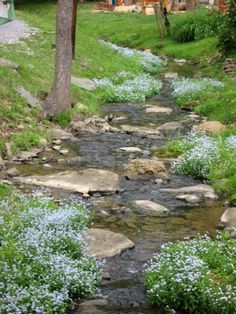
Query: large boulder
16 169 120 195
220 208 236 238
220 208 236 228
193 121 226 135
133 200 169 215
124 159 167 179
84 228 134 258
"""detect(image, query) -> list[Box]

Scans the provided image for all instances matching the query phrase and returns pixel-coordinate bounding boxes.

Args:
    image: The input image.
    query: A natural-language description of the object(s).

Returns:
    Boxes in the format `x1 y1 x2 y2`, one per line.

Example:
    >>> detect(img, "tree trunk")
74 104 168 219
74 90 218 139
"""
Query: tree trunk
42 0 73 117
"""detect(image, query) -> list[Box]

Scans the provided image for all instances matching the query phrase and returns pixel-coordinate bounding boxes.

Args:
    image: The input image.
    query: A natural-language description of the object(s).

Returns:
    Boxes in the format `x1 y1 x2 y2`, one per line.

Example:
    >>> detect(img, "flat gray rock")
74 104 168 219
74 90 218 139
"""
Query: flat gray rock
0 58 18 69
176 194 200 204
158 122 183 132
145 106 172 114
79 299 108 313
16 148 42 161
16 86 41 108
118 147 142 153
49 128 74 140
121 125 160 136
16 169 120 195
71 76 96 91
84 228 134 258
161 184 217 199
133 200 169 215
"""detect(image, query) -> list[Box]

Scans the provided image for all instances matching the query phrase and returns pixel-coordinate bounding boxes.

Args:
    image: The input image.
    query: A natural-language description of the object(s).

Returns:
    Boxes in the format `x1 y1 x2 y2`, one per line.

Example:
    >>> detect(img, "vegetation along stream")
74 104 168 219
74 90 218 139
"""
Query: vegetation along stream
16 67 226 314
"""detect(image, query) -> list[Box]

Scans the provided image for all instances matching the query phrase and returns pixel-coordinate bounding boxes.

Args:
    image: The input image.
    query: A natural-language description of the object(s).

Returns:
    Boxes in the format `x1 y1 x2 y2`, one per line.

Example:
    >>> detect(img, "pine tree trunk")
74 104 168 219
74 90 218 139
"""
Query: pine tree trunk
42 0 73 117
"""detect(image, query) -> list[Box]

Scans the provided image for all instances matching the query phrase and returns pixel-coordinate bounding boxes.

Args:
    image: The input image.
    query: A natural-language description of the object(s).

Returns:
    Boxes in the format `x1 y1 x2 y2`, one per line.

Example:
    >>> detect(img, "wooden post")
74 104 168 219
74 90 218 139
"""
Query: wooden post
72 0 78 59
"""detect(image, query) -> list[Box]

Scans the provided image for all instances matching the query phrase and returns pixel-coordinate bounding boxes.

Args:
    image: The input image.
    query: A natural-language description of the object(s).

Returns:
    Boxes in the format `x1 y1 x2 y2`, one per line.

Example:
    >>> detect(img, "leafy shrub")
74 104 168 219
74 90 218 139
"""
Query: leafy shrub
95 72 162 103
0 192 101 313
218 0 236 54
170 8 220 43
145 234 236 313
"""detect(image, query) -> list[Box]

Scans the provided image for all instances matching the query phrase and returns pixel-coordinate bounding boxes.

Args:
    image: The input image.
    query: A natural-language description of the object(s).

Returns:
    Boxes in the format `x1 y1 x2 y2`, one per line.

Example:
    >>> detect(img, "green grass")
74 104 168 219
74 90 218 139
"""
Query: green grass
0 2 235 156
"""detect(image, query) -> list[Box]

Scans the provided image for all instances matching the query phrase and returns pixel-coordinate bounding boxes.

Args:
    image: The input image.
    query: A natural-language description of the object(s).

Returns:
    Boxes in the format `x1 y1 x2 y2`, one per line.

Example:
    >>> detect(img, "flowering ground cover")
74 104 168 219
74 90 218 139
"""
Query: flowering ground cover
167 131 236 196
171 77 225 107
0 186 101 314
94 72 162 103
99 40 166 74
145 233 236 314
94 41 165 103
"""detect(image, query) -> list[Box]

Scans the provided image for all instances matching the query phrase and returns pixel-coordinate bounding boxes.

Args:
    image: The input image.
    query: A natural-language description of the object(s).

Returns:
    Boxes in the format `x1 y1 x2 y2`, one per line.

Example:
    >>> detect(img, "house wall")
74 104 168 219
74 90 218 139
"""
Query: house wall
0 1 10 19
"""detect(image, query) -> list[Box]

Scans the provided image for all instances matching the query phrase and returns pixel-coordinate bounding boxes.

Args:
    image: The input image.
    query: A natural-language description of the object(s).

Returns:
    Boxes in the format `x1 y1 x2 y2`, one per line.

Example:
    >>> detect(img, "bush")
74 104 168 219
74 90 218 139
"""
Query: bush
0 192 101 313
170 8 220 43
145 233 236 313
218 0 236 54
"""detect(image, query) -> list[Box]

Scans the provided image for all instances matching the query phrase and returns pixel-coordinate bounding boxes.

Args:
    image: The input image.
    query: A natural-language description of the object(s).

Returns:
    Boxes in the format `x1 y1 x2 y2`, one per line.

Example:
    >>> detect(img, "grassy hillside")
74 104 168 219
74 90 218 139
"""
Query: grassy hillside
0 3 235 155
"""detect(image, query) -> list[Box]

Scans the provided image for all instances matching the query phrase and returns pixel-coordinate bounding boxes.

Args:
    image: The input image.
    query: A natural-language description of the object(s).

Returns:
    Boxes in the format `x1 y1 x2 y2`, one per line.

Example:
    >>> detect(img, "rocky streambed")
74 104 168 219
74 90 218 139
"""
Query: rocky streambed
8 75 228 314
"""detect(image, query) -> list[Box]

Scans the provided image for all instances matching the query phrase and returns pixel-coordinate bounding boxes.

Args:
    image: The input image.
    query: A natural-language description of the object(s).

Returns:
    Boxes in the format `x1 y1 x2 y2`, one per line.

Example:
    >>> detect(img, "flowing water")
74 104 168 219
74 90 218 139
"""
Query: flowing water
16 71 226 314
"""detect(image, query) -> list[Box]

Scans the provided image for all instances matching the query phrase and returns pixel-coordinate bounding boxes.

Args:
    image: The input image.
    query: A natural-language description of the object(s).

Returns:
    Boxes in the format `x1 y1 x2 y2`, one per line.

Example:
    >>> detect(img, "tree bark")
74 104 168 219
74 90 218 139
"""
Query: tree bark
42 0 73 117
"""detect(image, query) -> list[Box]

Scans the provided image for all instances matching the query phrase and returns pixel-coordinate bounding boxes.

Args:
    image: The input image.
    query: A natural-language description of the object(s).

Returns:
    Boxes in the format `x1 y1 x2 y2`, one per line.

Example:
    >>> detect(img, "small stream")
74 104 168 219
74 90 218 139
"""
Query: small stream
16 68 226 314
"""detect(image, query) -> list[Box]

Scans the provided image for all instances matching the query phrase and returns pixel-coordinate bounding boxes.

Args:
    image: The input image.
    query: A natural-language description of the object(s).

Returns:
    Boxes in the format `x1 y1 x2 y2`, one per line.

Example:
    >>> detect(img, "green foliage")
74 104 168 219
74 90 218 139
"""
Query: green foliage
218 0 236 54
0 138 4 154
170 8 220 43
152 140 185 158
145 234 236 313
0 183 13 198
53 105 80 127
9 128 48 152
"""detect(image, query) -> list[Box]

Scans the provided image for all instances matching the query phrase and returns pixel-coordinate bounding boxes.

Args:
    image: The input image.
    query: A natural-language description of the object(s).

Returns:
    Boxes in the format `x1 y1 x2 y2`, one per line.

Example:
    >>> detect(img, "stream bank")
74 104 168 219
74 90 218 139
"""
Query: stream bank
9 72 227 314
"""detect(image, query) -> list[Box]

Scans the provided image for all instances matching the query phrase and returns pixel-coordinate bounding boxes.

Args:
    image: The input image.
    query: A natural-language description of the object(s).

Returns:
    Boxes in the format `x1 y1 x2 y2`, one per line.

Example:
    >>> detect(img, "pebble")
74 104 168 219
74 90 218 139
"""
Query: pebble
53 145 61 151
59 149 69 156
53 139 62 145
43 164 52 168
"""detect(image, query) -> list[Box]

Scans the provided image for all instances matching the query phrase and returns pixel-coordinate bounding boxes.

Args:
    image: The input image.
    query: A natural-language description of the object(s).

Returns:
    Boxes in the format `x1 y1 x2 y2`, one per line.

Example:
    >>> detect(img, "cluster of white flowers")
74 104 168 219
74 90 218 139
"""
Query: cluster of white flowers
145 235 236 313
99 39 166 73
226 135 236 149
171 131 236 179
95 73 162 103
0 195 101 314
172 131 221 178
171 77 224 98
